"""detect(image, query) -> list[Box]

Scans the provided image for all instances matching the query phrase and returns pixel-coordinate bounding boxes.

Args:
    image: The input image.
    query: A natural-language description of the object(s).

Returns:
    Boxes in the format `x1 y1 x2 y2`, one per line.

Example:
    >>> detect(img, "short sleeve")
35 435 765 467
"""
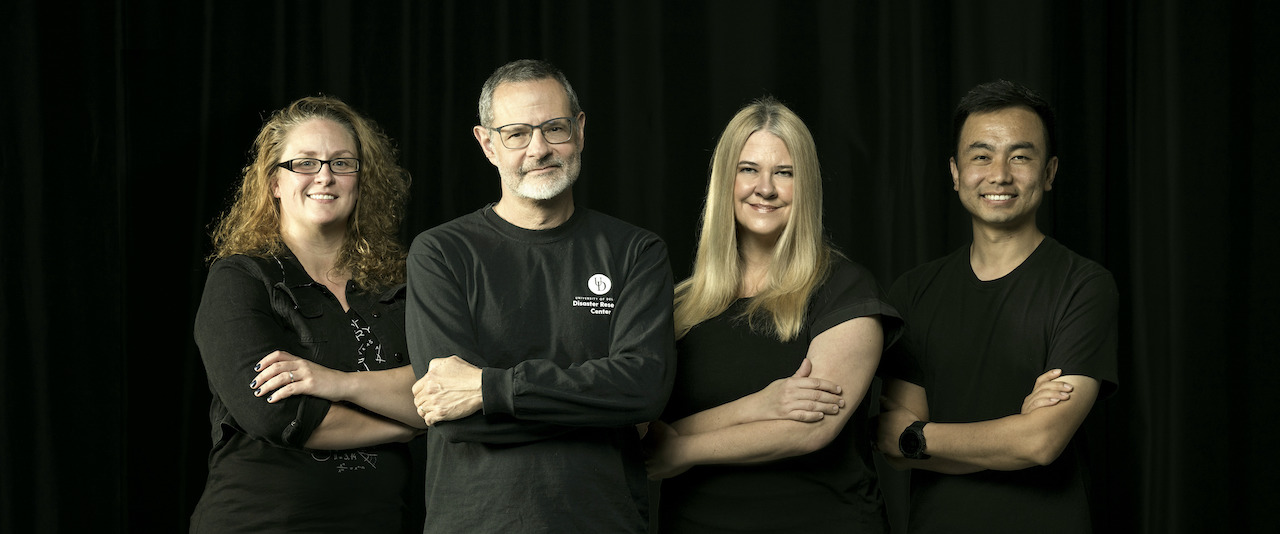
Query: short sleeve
1047 266 1120 399
808 258 903 347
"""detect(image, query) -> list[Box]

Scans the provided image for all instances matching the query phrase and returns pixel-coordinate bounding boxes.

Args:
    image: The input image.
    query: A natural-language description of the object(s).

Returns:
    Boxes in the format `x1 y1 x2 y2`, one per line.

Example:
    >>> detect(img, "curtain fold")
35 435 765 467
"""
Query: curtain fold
3 0 1274 531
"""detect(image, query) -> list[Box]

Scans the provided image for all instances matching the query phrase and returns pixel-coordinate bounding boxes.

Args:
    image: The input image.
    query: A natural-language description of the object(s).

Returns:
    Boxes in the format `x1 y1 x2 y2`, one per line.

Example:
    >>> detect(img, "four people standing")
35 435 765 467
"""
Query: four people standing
192 66 1115 533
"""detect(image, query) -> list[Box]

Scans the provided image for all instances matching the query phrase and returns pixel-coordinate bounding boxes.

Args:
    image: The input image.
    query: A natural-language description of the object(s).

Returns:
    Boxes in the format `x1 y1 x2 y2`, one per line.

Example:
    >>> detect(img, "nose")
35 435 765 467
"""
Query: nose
754 174 777 199
524 128 552 158
313 164 336 184
989 160 1013 184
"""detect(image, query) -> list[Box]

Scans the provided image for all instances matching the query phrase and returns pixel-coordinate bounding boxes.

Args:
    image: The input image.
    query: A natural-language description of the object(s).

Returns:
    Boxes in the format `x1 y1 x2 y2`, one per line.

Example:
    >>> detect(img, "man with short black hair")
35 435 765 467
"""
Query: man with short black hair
878 80 1119 532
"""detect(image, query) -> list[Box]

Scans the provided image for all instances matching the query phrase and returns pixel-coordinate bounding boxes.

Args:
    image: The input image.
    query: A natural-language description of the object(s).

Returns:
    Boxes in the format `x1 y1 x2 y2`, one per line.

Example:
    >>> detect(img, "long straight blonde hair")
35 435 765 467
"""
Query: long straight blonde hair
674 97 831 341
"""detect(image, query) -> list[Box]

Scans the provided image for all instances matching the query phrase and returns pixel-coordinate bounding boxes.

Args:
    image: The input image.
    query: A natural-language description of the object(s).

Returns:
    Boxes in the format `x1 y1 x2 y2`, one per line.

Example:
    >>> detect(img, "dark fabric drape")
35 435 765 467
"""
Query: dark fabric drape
3 0 1275 532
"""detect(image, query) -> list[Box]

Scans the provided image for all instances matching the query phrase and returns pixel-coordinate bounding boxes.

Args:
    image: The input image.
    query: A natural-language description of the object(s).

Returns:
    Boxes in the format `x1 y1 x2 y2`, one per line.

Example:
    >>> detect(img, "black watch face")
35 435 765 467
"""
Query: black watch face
900 432 922 455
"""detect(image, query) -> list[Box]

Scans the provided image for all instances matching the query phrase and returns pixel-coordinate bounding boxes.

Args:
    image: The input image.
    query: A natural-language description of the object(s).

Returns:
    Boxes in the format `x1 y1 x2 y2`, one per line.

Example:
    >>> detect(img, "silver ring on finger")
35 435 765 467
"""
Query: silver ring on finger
289 371 296 383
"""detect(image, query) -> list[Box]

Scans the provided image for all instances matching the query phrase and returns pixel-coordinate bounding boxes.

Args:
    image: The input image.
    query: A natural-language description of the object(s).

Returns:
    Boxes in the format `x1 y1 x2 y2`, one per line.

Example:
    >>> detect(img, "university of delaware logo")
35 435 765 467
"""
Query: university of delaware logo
572 273 616 316
588 273 612 295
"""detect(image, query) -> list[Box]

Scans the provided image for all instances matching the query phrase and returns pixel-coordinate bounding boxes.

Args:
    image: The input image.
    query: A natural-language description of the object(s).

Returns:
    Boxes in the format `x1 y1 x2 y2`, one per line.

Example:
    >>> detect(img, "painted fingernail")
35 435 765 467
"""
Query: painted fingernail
254 364 262 371
254 388 262 396
249 380 257 388
266 396 274 402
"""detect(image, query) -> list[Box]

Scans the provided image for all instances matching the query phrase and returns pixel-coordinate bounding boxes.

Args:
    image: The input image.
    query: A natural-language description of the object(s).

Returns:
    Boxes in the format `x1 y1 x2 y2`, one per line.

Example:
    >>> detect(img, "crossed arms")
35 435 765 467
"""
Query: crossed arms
876 370 1100 474
644 316 884 479
195 258 422 452
405 230 677 443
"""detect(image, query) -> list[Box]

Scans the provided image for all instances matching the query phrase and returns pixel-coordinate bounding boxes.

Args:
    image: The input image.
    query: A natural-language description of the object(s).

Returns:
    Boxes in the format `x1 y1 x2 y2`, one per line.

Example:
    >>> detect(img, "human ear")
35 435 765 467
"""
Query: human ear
950 157 960 191
575 112 586 150
1044 156 1059 191
473 126 500 166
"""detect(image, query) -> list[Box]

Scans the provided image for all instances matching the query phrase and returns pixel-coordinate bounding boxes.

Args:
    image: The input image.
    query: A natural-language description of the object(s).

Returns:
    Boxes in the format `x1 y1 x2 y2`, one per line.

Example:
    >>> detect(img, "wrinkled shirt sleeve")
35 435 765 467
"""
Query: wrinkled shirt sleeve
194 257 331 449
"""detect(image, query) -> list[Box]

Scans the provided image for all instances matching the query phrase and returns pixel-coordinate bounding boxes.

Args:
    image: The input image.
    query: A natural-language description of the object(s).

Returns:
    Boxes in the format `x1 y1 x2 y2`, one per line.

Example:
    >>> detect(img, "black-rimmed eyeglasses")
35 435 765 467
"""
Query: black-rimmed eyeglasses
277 158 361 175
487 117 575 149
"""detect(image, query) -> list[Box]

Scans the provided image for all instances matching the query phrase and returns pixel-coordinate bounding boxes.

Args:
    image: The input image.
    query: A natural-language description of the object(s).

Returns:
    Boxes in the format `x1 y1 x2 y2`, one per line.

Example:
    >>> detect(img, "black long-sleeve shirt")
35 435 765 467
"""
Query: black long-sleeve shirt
407 205 675 533
192 252 413 533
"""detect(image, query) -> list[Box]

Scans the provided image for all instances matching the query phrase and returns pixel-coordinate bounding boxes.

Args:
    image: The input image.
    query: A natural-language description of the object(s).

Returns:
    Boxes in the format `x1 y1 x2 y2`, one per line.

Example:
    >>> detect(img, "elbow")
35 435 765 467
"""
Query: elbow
794 432 830 456
600 378 668 425
632 397 668 424
789 424 842 456
221 405 310 448
629 370 674 423
1029 445 1068 467
238 420 306 450
607 400 664 427
1020 433 1070 467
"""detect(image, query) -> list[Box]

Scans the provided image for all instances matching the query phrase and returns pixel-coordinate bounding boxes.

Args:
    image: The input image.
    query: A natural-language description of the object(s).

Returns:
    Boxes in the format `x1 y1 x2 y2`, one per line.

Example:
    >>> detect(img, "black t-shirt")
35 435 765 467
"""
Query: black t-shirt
659 257 901 533
882 237 1119 533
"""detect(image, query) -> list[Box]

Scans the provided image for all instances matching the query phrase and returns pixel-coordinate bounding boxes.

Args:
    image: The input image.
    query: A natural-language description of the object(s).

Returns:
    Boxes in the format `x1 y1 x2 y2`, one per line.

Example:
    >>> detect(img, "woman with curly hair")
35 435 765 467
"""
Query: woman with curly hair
191 96 420 533
645 98 901 532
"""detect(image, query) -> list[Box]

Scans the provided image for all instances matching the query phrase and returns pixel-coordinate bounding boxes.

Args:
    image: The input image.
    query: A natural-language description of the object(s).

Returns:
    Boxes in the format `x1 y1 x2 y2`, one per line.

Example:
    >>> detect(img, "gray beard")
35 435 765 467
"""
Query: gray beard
513 171 576 200
505 152 581 200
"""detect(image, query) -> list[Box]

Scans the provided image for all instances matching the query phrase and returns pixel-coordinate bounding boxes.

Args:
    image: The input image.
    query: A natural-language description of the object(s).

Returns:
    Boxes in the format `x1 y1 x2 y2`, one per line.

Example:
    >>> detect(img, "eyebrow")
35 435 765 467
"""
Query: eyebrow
963 141 1038 153
291 149 356 156
738 161 794 169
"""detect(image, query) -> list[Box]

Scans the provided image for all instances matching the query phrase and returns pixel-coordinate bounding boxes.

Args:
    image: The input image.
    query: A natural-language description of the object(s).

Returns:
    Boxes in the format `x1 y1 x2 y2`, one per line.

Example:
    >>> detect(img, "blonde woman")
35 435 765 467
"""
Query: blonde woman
191 96 420 533
646 98 901 532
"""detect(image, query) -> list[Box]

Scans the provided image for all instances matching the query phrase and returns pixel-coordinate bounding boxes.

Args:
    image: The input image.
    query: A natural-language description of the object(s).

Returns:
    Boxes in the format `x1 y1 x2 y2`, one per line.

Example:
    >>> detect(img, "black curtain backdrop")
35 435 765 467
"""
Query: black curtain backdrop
3 0 1276 532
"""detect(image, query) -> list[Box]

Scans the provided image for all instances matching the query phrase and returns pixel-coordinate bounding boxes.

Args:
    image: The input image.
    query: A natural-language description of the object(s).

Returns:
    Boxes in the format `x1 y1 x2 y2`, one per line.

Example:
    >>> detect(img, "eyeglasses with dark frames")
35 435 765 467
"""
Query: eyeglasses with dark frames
487 117 575 149
277 158 361 175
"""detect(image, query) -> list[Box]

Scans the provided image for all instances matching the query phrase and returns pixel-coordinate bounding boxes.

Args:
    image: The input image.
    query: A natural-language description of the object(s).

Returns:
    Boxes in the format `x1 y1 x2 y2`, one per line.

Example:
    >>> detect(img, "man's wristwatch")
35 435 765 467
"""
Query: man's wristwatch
898 421 930 459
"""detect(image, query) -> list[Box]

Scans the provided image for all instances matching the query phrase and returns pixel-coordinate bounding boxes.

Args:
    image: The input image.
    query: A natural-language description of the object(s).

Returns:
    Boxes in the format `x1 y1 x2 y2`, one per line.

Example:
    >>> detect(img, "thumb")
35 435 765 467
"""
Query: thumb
1035 368 1063 386
793 357 813 378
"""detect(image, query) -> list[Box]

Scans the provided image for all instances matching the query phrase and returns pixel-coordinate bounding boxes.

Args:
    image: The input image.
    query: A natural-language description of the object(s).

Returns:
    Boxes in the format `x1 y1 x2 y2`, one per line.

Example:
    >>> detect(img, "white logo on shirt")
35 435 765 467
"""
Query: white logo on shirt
572 274 616 316
588 273 612 295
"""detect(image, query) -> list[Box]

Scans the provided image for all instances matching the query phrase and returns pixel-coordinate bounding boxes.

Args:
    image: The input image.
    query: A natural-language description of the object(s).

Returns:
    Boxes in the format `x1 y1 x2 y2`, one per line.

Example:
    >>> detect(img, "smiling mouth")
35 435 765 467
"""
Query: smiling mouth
524 165 560 175
982 194 1014 201
308 193 336 200
749 203 780 212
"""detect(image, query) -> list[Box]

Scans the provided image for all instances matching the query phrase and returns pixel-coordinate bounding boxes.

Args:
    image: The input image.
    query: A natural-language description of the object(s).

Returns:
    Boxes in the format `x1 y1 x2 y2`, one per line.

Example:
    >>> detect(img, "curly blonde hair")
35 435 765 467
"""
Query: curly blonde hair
209 96 411 291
